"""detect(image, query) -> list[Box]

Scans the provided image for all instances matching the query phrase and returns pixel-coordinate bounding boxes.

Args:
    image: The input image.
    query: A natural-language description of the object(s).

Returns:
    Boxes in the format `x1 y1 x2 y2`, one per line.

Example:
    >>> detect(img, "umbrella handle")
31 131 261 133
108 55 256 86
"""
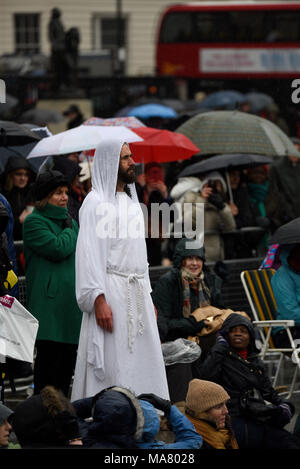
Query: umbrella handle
225 170 234 204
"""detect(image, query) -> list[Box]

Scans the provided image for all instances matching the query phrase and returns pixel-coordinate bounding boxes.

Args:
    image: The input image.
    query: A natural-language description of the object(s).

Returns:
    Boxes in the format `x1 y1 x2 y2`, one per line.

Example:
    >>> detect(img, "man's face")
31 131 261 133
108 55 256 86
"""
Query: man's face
0 420 12 447
118 144 136 185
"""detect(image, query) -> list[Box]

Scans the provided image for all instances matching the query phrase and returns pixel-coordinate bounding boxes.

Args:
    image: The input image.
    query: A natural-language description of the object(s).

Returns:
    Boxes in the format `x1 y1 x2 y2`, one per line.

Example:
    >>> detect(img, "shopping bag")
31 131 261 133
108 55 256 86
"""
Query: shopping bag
0 295 39 363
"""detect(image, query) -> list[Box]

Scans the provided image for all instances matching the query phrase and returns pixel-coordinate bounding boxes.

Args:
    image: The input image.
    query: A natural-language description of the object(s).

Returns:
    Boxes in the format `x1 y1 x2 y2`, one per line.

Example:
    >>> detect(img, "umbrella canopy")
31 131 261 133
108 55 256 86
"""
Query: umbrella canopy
26 125 143 159
18 108 64 126
0 126 50 172
269 218 300 245
176 110 300 158
245 92 275 114
0 120 41 146
83 116 145 128
129 127 200 163
198 90 247 111
127 103 178 119
178 153 273 178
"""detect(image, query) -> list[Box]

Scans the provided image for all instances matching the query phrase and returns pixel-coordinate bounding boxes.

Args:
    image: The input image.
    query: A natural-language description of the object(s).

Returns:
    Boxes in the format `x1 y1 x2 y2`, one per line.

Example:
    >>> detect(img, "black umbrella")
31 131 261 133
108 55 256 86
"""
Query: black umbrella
178 153 272 203
269 218 300 245
0 120 41 146
0 125 48 172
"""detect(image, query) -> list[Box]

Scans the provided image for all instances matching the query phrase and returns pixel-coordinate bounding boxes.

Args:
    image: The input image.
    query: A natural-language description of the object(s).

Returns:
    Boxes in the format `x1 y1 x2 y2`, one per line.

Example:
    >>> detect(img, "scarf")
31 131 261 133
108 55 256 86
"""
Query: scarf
185 414 239 449
181 268 211 318
237 348 248 360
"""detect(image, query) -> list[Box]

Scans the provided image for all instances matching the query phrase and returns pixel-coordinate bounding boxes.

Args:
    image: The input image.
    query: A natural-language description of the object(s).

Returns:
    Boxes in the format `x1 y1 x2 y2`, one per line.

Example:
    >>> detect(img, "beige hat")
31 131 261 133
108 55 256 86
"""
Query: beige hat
185 379 229 417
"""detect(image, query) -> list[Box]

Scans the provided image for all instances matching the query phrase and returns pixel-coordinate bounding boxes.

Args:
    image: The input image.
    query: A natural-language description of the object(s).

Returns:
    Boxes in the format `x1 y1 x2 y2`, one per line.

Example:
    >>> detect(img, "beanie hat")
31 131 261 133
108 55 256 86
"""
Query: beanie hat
185 379 229 417
0 403 13 426
33 169 69 201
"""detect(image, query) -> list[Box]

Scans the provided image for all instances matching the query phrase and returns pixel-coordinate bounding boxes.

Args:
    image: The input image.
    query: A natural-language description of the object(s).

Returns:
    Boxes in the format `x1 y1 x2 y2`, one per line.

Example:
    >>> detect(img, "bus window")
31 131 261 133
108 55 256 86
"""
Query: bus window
159 10 300 44
160 12 193 43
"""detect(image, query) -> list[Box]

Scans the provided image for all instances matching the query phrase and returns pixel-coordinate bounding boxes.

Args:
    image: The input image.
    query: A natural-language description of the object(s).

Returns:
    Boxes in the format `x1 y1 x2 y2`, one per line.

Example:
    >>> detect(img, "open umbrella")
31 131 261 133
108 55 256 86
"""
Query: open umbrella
269 218 300 245
127 103 178 119
129 127 200 163
0 126 50 172
26 125 143 159
179 153 272 177
198 90 247 110
178 153 272 202
245 92 275 114
0 120 41 146
83 116 145 128
176 110 300 158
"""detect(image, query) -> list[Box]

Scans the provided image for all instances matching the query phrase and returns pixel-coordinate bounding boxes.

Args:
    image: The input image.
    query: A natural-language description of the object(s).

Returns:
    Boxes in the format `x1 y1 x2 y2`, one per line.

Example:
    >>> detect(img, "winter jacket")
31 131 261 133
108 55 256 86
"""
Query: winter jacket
183 191 236 262
271 246 300 334
137 401 202 450
73 388 144 449
23 203 82 344
2 156 36 241
198 314 294 420
152 238 224 342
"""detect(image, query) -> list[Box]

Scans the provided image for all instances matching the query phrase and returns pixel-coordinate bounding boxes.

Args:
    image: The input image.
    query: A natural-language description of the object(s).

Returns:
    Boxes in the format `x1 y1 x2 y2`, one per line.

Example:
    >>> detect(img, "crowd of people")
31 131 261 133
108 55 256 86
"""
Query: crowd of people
1 105 300 451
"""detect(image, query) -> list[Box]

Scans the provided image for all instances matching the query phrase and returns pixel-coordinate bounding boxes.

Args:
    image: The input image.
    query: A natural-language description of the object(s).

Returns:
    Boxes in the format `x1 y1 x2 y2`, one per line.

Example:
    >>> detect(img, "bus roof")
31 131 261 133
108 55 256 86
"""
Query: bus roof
165 1 300 8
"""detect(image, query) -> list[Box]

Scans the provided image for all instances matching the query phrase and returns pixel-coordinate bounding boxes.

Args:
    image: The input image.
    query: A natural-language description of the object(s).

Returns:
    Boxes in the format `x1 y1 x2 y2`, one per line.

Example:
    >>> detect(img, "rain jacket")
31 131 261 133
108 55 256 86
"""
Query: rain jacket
271 245 300 334
198 314 293 418
23 203 82 344
137 401 202 449
152 238 223 342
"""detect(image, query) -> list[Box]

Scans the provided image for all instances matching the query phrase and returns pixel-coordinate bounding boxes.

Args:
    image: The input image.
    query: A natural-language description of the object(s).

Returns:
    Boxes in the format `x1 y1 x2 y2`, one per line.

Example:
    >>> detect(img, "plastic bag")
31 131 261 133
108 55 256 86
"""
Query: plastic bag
161 338 201 366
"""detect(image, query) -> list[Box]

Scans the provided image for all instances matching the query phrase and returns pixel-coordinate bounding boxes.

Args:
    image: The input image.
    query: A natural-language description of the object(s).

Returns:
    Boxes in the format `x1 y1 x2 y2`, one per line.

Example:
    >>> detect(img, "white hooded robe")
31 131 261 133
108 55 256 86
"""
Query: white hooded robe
71 138 169 400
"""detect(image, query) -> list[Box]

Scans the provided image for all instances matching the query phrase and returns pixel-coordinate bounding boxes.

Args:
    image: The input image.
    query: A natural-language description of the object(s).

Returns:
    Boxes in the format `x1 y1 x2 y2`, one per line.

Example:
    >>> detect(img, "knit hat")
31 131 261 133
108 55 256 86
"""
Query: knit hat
33 169 69 201
0 403 13 426
185 379 229 417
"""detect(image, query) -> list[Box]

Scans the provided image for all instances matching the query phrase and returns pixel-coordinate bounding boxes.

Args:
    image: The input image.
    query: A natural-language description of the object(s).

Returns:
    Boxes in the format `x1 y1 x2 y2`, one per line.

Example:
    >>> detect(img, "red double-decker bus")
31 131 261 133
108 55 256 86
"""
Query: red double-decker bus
156 1 300 79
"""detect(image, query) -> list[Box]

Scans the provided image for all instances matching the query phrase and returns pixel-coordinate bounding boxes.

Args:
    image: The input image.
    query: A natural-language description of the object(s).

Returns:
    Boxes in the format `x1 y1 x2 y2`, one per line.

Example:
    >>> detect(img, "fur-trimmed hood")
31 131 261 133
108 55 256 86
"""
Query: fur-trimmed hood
72 386 145 448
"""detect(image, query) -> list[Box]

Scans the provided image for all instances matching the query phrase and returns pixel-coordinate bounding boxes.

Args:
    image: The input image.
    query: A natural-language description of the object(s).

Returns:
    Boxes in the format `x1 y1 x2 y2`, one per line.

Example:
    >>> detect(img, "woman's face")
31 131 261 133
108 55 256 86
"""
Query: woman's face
228 325 250 350
207 402 229 429
11 169 30 189
47 186 69 208
182 256 203 276
229 170 240 189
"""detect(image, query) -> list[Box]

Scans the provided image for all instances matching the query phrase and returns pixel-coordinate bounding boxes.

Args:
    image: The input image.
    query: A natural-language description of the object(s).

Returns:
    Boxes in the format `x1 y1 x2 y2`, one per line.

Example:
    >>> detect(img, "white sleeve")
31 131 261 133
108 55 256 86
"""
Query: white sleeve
75 193 110 313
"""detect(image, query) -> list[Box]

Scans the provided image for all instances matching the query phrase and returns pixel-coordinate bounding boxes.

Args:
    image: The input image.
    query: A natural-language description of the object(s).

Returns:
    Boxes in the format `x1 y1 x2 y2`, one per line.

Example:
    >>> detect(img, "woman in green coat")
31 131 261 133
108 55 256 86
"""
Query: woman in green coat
23 169 82 396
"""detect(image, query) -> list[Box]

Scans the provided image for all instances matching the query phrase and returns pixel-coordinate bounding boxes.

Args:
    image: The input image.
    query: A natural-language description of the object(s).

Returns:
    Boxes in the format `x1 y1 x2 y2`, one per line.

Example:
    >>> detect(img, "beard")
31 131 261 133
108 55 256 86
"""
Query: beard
118 165 136 184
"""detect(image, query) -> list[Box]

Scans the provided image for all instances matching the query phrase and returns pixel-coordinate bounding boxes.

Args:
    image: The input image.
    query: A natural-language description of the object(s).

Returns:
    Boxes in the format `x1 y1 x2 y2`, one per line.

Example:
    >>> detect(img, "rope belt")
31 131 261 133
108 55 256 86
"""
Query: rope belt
107 267 145 352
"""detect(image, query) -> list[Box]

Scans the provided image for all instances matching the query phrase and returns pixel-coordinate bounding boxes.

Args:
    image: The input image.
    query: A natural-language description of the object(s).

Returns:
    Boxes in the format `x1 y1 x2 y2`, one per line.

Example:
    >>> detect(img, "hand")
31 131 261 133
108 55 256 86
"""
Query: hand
229 202 239 216
201 186 213 199
138 393 172 415
63 214 73 229
94 295 113 333
208 193 225 210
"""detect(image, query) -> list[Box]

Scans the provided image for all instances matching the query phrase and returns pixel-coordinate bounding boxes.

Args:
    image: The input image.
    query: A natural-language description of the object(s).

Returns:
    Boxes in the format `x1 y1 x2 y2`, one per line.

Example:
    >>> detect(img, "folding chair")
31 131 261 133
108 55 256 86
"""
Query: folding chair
240 268 300 399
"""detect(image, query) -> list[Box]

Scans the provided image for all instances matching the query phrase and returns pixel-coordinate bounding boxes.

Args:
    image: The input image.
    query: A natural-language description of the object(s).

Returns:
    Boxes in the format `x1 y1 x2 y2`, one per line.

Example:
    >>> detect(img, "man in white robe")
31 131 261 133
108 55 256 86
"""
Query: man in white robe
71 139 169 401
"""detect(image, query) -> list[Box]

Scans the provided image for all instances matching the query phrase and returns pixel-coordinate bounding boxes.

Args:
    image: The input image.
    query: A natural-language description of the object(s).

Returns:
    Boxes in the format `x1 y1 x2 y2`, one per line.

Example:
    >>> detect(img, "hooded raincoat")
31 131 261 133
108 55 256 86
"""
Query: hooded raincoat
71 138 169 401
137 400 202 449
271 245 300 335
